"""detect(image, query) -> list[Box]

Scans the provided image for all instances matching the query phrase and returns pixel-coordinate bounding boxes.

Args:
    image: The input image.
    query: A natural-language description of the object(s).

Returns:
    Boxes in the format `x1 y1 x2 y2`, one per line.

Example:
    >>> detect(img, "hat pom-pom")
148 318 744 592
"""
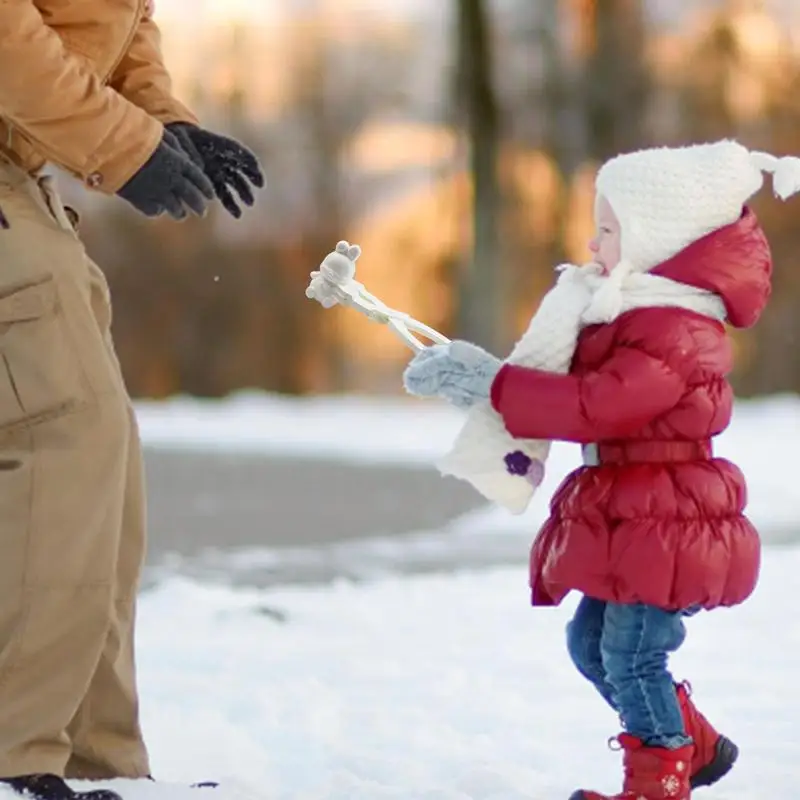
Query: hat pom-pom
772 157 800 200
750 150 800 201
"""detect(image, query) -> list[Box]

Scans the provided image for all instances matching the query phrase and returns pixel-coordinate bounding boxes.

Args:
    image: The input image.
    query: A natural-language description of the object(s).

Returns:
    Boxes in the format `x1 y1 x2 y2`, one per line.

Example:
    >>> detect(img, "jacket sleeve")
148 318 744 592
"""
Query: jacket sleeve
0 0 165 193
109 15 199 126
489 346 686 443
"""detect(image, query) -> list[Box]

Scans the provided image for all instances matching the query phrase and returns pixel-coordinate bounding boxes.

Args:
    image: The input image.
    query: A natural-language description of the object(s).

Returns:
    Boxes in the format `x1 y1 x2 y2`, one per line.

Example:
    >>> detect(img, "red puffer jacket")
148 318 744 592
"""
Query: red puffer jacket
489 207 770 610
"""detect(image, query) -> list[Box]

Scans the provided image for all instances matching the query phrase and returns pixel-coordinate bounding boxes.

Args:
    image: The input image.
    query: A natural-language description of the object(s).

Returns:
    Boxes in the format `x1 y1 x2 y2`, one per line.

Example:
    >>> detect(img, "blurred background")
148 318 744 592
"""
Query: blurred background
63 0 800 401
55 0 800 587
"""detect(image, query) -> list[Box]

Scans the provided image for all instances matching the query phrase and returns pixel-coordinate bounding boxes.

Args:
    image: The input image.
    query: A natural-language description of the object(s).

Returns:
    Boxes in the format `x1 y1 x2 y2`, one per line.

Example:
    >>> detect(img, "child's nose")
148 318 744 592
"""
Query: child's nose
588 237 599 253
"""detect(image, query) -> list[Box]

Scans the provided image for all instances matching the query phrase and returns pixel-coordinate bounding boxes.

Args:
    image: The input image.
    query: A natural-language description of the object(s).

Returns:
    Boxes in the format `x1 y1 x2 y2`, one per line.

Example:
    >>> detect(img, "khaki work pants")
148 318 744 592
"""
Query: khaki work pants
0 158 150 780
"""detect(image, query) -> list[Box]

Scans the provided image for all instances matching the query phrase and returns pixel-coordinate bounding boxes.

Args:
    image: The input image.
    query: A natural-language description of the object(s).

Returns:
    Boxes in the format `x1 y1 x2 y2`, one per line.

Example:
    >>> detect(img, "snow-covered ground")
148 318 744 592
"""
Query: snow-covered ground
42 548 800 799
5 391 790 800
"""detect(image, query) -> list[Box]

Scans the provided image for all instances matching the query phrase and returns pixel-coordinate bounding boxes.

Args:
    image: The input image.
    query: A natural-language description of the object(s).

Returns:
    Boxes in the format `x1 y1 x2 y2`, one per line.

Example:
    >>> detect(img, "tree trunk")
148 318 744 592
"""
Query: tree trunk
576 0 650 162
454 0 504 353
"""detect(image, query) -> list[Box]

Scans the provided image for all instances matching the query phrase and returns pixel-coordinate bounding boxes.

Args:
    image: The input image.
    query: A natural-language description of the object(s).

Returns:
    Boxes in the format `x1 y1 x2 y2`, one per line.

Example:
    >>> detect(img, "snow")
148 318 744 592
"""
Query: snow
19 547 798 800
0 391 791 799
134 392 462 464
135 391 800 540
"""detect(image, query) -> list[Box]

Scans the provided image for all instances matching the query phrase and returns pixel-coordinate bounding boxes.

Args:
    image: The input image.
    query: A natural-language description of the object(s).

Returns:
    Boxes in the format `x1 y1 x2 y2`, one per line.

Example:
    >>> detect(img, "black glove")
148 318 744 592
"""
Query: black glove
117 130 215 220
167 122 264 219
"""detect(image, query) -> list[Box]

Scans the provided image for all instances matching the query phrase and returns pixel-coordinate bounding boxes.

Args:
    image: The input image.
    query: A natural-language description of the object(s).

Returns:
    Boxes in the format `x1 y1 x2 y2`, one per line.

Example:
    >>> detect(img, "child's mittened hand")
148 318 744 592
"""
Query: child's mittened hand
402 344 450 399
402 340 502 409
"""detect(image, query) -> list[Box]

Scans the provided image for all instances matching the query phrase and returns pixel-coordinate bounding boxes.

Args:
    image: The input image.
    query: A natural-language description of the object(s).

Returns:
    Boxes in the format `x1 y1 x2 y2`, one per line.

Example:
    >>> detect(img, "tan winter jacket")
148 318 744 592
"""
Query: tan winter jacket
0 0 198 194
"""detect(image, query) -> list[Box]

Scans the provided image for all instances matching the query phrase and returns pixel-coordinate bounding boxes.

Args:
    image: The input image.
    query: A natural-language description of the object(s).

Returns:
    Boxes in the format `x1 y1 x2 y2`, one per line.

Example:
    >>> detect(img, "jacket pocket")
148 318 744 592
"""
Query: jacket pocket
0 277 89 431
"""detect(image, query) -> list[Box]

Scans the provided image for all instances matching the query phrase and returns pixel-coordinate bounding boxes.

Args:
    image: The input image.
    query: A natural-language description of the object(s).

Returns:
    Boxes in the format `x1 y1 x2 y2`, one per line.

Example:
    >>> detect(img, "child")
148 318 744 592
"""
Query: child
403 140 800 799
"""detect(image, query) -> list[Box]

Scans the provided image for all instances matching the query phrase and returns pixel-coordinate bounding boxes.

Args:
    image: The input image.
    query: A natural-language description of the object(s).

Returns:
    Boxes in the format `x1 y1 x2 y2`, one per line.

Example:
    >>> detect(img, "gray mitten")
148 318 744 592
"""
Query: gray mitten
403 340 502 409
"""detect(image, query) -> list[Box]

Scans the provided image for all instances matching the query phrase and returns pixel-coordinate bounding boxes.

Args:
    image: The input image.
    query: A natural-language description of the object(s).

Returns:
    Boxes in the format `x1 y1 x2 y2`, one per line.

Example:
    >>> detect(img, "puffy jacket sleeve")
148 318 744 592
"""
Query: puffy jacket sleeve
109 15 199 126
0 0 165 193
489 346 686 443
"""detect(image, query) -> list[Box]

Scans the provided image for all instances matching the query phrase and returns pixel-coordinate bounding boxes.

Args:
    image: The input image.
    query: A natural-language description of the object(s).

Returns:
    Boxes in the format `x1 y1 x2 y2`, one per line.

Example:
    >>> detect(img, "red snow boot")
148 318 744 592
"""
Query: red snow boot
675 681 738 789
569 733 692 800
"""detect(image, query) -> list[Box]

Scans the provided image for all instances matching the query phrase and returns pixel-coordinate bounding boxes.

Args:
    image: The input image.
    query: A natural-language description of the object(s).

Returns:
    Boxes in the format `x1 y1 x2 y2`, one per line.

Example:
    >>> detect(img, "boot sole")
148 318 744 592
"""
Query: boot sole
690 735 738 789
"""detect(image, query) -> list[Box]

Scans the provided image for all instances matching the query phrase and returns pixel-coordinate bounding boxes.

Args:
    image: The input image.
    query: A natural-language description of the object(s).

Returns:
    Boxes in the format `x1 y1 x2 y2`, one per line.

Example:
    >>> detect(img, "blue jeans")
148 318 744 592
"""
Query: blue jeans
566 596 692 749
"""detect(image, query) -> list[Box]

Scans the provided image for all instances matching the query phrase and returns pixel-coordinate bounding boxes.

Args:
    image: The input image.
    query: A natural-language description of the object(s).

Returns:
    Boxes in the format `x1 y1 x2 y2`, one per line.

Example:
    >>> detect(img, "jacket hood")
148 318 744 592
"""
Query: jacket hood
650 206 772 329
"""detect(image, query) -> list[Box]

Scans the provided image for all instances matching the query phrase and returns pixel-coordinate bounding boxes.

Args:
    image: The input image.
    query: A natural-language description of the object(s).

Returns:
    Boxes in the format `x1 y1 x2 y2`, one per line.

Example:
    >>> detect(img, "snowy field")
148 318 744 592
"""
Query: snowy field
13 392 795 799
136 391 799 544
45 550 800 799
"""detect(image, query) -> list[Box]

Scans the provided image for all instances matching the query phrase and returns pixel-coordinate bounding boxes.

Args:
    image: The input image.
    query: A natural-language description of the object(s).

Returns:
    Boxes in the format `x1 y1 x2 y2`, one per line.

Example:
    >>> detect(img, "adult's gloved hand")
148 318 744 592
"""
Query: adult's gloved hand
402 340 503 409
166 122 265 219
116 129 215 220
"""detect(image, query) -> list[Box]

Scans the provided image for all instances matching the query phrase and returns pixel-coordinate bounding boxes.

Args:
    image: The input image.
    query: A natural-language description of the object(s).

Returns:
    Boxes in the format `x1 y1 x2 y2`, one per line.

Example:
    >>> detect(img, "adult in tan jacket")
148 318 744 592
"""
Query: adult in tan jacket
0 3 263 800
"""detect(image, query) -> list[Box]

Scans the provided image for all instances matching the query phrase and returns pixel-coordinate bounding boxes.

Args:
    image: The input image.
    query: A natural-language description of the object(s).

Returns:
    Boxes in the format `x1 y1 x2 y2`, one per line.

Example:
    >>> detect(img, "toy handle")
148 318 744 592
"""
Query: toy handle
388 317 450 352
354 286 450 352
305 263 451 352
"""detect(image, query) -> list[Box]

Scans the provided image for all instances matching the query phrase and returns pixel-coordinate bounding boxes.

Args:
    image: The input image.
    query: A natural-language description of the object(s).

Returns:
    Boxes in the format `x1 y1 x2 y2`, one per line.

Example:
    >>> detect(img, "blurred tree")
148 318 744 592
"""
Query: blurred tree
81 9 416 397
256 6 415 390
668 0 800 396
453 0 505 353
572 0 651 162
517 0 651 169
75 1 800 399
495 0 652 321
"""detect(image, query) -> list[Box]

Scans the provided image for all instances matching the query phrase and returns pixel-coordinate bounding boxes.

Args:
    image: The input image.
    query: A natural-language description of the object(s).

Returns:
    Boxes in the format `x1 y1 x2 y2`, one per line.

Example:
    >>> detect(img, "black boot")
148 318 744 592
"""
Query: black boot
0 774 123 800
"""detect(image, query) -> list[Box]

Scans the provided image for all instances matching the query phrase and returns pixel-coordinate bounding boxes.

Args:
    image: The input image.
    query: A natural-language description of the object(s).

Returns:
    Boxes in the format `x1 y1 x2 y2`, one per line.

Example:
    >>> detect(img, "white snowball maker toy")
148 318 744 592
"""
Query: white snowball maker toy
305 240 451 352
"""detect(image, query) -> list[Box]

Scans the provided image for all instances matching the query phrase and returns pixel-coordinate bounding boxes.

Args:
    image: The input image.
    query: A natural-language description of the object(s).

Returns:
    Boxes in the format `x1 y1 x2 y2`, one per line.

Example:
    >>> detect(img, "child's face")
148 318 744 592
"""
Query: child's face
589 195 621 274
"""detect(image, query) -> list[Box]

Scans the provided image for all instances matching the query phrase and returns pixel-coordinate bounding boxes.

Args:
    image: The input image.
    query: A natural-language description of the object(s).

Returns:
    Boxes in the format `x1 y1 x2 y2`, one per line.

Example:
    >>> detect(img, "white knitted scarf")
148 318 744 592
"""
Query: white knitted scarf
436 262 727 514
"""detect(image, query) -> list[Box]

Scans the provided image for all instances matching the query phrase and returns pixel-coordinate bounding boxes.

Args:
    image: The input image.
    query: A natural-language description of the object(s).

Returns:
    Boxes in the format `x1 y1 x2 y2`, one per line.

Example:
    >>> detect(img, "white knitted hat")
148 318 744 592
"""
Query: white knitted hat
595 139 800 273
